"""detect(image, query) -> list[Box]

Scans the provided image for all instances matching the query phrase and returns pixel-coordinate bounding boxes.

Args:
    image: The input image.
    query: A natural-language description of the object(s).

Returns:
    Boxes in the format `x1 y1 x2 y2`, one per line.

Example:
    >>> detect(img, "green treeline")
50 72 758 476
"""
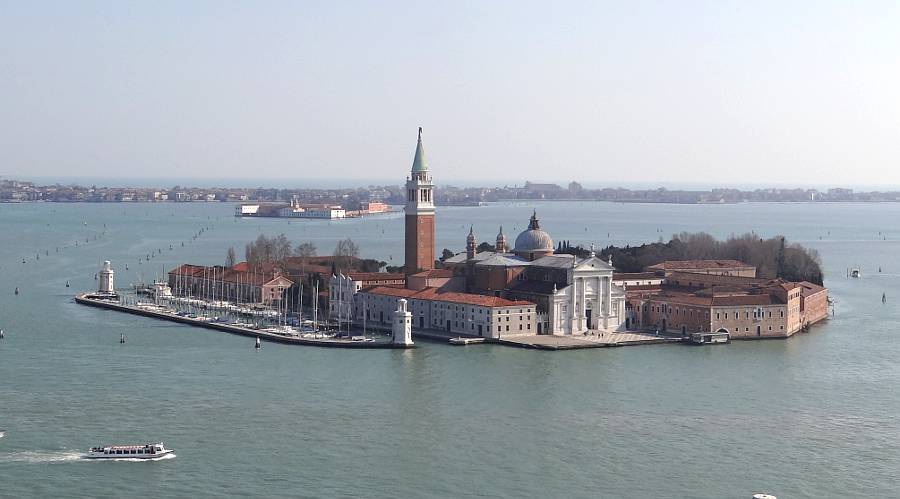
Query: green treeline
560 232 824 285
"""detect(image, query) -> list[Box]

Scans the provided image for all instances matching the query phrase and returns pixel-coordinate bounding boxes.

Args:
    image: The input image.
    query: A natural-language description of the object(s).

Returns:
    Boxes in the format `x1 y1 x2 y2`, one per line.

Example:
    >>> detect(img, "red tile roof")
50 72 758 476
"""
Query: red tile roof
361 286 419 298
362 286 533 308
798 281 827 296
169 264 292 287
413 287 533 307
613 272 660 280
655 287 783 306
347 272 406 282
409 269 454 279
647 260 755 271
667 272 762 286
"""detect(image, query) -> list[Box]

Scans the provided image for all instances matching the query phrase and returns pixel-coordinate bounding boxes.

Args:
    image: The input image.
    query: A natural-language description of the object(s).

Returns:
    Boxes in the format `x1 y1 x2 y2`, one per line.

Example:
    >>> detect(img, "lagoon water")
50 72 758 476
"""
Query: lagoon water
1 201 899 498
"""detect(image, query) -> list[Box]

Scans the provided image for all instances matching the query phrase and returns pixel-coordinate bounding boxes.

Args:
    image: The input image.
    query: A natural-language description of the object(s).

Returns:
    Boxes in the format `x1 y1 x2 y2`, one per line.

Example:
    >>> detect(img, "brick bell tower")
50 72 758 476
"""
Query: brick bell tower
404 127 435 276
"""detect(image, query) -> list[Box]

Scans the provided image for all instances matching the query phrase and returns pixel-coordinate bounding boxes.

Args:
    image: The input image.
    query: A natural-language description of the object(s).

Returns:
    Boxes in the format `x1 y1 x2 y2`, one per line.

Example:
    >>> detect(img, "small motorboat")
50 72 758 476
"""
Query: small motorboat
86 442 174 459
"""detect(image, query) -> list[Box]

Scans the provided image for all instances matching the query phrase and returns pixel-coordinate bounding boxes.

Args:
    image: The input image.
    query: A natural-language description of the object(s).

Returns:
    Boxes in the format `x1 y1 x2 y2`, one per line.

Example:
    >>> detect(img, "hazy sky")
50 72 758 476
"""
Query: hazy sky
2 1 899 187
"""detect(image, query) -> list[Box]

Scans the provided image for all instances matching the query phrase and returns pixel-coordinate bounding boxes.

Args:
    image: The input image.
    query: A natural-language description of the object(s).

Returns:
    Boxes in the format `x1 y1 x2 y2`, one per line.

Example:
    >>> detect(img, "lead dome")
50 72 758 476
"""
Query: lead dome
513 211 554 260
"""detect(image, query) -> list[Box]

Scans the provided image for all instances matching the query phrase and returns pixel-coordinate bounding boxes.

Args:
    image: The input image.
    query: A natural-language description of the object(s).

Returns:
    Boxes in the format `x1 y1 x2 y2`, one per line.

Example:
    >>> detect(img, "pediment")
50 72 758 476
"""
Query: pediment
574 256 614 272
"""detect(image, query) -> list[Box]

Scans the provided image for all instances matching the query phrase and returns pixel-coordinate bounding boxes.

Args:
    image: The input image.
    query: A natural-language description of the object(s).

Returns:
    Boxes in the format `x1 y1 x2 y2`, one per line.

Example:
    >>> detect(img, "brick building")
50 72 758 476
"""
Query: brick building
625 263 828 338
168 264 293 306
404 127 435 275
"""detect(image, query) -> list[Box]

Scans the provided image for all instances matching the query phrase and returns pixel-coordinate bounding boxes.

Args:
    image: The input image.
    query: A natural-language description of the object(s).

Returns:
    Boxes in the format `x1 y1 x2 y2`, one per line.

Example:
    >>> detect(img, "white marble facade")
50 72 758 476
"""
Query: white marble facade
548 256 626 335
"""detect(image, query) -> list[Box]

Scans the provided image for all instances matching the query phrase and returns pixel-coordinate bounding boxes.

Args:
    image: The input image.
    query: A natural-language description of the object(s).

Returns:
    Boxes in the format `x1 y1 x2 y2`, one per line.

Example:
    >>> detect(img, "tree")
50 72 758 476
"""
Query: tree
333 238 360 272
273 233 292 262
295 241 317 258
225 247 236 267
476 242 495 253
440 248 455 261
244 233 294 267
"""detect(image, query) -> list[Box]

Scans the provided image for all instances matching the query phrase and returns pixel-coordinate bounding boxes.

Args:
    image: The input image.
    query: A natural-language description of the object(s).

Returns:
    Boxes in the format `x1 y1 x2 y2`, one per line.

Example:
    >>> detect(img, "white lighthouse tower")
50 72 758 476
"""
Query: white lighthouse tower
392 299 414 347
99 260 115 294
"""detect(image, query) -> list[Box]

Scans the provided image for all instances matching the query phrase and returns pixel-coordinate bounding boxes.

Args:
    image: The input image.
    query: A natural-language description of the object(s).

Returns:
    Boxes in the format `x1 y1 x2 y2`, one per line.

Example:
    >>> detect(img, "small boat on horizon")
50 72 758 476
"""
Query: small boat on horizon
86 442 174 460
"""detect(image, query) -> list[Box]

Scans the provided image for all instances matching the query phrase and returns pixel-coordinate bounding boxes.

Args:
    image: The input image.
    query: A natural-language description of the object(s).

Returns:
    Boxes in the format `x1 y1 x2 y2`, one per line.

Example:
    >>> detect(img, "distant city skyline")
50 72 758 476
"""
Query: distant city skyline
2 2 899 185
9 175 900 192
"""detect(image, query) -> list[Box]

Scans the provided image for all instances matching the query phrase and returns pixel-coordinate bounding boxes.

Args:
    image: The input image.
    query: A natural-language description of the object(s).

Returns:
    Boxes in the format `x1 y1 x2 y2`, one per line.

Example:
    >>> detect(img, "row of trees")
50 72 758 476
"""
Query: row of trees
225 234 360 268
600 232 824 285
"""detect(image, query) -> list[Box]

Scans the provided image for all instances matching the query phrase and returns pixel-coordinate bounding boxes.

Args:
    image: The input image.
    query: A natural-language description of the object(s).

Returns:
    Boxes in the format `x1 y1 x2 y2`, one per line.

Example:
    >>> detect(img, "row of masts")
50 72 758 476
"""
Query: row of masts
143 266 322 331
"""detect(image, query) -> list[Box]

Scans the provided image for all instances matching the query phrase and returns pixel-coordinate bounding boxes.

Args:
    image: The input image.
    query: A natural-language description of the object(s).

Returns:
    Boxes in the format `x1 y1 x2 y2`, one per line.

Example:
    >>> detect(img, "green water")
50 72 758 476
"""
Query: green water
0 201 898 498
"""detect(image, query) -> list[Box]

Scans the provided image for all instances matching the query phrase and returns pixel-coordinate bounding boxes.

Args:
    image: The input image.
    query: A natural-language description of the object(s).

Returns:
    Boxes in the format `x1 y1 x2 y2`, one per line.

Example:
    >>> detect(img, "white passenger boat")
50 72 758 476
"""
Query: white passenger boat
86 442 174 459
690 331 730 345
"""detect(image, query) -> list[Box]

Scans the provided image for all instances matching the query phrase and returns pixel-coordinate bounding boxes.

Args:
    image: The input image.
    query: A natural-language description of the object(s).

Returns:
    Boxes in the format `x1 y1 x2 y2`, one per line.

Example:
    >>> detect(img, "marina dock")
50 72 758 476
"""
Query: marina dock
74 293 412 349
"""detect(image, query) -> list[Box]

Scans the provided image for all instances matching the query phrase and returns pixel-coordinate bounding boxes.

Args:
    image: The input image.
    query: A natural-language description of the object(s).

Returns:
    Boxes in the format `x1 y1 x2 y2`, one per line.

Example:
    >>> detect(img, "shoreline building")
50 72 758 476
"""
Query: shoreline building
168 264 293 306
355 286 536 339
622 261 829 338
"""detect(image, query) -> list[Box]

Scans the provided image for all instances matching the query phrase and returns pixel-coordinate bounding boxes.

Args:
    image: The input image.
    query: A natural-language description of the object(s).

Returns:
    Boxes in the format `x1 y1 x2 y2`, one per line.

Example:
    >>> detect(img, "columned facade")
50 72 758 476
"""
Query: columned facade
546 257 626 335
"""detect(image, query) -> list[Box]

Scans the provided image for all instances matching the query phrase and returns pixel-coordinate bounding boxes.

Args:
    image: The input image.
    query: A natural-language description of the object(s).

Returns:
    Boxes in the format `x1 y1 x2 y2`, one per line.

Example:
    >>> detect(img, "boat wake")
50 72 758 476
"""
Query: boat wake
0 450 176 463
0 450 83 464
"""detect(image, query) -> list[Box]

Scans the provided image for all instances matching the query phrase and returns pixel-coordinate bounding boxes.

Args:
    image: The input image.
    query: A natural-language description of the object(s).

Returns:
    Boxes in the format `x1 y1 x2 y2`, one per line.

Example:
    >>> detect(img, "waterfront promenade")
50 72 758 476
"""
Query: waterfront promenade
357 320 682 350
496 331 683 350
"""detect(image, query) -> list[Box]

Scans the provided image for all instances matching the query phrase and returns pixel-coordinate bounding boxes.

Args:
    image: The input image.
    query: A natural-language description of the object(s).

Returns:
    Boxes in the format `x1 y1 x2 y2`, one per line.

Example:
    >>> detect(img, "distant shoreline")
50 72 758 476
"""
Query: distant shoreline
3 177 899 204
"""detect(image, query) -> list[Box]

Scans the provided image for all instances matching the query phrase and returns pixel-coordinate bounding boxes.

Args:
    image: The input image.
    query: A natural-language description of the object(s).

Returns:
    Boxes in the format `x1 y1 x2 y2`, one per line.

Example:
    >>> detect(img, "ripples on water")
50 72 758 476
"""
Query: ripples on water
1 201 899 498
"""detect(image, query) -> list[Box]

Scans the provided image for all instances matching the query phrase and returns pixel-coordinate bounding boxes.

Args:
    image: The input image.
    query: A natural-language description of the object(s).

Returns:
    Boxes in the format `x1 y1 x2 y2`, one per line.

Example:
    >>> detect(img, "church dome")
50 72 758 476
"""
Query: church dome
514 211 553 255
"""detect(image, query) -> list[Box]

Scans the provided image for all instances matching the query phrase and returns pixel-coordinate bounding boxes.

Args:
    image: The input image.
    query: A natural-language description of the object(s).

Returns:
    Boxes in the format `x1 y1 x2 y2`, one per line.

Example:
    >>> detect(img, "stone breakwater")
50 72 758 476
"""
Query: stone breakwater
74 293 413 349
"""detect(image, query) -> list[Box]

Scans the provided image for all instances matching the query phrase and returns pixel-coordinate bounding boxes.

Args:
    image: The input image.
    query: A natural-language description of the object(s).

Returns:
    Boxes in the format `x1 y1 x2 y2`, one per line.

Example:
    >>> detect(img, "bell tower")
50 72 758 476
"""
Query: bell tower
466 226 477 260
404 127 435 275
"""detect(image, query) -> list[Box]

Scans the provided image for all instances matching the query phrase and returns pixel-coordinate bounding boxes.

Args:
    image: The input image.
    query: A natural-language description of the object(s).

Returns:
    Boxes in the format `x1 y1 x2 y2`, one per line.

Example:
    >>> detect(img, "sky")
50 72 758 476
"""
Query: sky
1 1 899 188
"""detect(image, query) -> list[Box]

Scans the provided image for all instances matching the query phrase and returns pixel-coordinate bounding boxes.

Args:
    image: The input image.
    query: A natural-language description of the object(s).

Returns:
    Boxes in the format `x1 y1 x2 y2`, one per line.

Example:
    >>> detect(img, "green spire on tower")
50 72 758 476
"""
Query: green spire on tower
411 127 428 172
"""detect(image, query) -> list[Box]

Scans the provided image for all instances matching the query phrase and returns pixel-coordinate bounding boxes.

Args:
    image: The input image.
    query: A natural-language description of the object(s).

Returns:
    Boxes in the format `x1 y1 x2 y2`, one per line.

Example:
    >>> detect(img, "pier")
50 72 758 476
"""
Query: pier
74 293 412 349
